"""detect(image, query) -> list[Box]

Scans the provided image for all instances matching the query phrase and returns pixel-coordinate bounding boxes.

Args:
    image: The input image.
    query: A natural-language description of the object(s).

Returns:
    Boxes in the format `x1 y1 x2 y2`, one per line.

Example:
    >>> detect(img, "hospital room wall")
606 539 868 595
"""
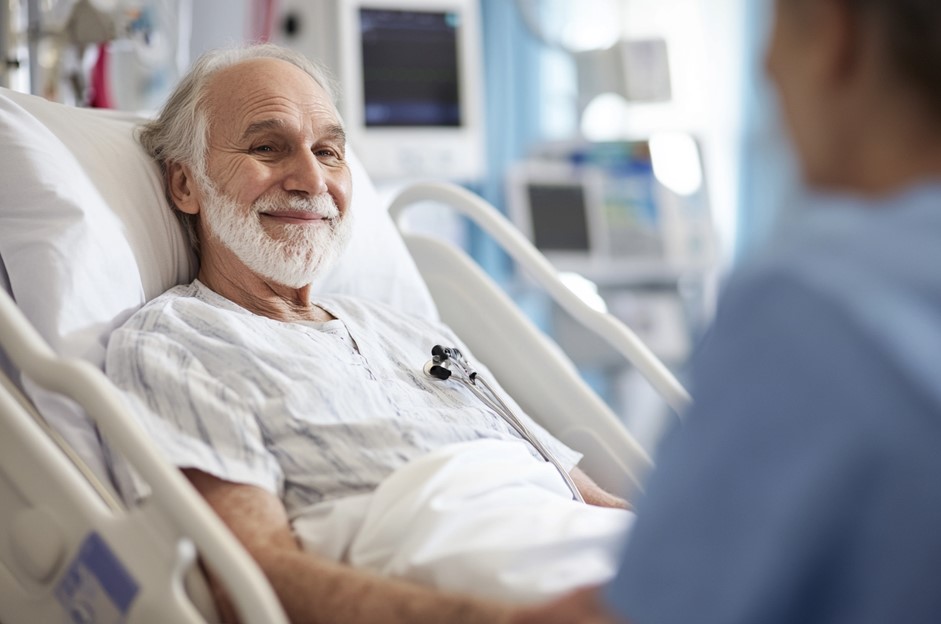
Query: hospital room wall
472 0 751 451
189 1 250 61
591 0 748 266
522 0 801 265
472 0 753 307
478 0 749 265
469 0 548 283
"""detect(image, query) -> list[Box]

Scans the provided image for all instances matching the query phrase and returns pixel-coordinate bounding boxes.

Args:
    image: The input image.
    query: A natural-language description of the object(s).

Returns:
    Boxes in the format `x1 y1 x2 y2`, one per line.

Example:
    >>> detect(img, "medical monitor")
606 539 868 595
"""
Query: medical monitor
508 162 608 270
336 0 485 182
527 182 592 253
358 8 461 128
508 145 670 275
274 0 484 180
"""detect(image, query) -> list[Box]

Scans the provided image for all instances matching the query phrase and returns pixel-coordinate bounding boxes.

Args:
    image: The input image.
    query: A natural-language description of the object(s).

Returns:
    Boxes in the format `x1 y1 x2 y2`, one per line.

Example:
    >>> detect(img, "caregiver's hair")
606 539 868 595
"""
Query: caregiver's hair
792 0 941 113
855 0 941 112
137 44 339 254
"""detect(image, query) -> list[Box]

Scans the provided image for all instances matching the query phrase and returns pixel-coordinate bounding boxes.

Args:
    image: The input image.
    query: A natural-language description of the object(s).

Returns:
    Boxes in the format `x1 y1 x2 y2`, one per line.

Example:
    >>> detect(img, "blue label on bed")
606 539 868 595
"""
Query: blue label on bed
55 531 139 624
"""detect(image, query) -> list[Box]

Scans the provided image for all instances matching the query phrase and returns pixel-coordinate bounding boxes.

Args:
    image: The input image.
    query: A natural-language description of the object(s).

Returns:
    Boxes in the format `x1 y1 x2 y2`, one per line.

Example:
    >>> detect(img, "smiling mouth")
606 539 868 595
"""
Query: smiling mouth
260 212 333 225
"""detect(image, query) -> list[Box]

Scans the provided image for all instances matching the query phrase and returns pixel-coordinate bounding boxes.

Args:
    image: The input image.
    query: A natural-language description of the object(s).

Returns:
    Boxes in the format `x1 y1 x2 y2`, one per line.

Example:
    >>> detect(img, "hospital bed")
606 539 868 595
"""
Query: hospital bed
0 86 689 623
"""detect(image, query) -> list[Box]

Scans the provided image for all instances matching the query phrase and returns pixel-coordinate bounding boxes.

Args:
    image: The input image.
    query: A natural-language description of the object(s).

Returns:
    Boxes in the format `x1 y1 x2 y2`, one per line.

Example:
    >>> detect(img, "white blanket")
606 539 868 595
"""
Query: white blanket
290 439 633 604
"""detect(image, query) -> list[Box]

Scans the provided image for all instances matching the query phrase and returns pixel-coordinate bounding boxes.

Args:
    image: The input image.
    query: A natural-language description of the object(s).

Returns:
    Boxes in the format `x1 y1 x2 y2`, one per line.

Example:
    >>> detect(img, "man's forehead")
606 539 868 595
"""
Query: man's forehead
210 56 322 91
205 58 341 133
239 117 346 144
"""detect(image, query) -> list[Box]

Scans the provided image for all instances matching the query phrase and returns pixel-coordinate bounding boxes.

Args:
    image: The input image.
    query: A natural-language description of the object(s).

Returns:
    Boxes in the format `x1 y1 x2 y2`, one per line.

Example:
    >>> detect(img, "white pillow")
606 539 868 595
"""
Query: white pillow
0 86 437 485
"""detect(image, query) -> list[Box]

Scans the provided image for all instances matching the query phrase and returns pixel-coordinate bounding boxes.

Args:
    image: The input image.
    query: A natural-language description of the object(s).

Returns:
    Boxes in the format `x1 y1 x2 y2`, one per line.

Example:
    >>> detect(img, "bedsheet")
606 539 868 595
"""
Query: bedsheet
290 439 633 604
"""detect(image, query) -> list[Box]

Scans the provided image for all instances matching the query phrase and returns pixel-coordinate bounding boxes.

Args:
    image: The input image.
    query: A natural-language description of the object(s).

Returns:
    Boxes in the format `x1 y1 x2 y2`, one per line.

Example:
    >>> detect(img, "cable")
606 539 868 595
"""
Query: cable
426 345 584 503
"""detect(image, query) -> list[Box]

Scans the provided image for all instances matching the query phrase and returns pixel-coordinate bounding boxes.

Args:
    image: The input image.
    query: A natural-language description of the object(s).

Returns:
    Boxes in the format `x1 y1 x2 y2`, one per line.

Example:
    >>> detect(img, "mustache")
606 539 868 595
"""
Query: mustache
252 193 341 219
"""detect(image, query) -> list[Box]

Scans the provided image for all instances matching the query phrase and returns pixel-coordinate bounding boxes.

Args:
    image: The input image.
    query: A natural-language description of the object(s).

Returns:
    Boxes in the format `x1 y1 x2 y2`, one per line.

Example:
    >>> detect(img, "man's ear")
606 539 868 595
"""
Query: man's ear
168 162 200 215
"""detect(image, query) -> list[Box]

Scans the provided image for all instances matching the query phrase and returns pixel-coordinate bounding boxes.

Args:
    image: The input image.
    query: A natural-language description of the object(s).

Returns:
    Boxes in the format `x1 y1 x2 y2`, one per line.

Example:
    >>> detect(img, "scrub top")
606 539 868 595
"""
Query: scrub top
606 183 941 623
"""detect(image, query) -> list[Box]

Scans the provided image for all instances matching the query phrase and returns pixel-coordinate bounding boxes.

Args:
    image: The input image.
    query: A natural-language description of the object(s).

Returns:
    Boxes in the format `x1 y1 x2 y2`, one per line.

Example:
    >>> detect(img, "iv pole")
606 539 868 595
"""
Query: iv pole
0 0 10 88
26 0 39 94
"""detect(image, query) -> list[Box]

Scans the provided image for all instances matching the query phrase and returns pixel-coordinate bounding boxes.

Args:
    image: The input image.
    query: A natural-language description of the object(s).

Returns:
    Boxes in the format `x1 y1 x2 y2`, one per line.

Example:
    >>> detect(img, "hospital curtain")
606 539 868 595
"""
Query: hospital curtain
470 0 549 283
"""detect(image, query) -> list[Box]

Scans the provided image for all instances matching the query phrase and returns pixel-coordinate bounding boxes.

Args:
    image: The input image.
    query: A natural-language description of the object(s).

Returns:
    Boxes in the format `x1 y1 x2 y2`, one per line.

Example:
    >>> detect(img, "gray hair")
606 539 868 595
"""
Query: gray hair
137 43 339 254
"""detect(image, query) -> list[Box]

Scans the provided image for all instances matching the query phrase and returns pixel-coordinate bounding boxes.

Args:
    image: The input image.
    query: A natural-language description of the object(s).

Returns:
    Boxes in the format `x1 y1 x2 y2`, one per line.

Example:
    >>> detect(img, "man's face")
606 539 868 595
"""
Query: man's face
194 58 353 288
198 173 353 288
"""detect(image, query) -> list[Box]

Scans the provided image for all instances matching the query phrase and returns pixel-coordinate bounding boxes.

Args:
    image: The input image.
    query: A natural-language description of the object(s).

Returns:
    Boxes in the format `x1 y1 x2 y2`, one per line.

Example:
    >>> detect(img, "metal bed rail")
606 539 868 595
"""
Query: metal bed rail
0 286 288 624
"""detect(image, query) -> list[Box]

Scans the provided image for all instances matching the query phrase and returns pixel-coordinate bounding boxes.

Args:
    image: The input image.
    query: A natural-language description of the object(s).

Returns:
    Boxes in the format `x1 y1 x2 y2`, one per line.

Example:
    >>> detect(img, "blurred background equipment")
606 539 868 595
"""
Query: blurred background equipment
273 0 486 183
0 0 190 108
2 0 783 455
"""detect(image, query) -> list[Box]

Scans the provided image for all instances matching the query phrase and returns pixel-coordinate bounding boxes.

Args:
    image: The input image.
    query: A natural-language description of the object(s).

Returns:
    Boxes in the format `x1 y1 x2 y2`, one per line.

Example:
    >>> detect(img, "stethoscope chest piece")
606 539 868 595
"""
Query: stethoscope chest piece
422 344 584 503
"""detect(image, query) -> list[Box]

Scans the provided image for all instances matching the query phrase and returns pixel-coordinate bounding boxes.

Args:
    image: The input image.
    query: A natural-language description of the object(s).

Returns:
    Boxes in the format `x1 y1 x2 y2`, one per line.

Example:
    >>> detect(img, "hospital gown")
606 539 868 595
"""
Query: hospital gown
105 281 631 602
105 279 581 509
605 183 941 623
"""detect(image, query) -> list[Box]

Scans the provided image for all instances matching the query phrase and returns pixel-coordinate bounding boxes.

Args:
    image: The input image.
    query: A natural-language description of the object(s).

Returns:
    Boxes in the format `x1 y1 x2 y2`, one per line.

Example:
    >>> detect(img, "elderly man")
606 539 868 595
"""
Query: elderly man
105 44 630 623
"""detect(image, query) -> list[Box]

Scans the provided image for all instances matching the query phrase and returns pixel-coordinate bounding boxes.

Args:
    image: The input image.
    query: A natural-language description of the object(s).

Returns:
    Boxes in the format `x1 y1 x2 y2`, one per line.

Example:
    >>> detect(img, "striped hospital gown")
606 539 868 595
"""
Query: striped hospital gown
105 280 581 513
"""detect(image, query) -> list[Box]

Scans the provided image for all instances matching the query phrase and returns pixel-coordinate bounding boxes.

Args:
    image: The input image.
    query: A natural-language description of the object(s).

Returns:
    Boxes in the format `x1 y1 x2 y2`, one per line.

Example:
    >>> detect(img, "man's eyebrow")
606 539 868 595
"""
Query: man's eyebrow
240 118 287 141
239 119 347 145
322 124 347 146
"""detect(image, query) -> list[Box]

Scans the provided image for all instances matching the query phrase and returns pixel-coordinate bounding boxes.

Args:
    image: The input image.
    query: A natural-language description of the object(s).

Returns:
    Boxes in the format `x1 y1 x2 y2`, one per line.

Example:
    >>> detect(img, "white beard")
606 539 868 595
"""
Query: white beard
199 177 353 288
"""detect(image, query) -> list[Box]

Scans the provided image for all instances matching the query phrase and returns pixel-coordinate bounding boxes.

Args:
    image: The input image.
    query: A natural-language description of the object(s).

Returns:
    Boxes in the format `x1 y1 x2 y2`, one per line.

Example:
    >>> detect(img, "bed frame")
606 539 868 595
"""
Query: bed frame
0 154 689 624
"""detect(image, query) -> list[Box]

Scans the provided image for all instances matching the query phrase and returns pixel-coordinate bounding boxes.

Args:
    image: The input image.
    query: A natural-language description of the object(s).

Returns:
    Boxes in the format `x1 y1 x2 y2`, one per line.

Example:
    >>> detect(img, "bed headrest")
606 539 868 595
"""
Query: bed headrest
0 87 437 484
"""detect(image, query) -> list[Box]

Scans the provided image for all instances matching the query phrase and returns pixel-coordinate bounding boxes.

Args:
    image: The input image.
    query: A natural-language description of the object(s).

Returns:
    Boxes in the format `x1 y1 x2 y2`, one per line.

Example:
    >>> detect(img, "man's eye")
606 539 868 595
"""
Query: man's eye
253 145 275 153
316 148 344 161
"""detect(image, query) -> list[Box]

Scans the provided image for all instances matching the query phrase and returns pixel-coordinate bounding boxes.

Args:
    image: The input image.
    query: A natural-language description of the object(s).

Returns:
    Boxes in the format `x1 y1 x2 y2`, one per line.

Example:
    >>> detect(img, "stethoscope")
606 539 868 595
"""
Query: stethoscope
423 345 584 503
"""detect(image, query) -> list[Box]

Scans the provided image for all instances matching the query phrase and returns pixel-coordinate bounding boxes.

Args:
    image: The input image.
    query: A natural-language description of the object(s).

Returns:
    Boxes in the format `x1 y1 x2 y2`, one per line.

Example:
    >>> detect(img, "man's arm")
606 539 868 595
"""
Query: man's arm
570 467 630 509
184 469 514 624
511 587 629 624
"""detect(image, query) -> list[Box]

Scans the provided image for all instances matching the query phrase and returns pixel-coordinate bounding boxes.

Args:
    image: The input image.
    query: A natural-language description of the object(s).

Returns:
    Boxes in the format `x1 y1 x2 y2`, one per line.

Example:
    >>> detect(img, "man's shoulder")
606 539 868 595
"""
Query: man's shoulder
107 280 260 376
117 280 238 336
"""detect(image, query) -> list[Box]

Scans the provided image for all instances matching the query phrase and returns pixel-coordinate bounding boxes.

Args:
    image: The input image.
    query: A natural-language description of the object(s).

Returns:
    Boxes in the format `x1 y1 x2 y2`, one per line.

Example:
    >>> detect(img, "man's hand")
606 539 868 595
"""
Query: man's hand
511 587 629 624
570 467 632 510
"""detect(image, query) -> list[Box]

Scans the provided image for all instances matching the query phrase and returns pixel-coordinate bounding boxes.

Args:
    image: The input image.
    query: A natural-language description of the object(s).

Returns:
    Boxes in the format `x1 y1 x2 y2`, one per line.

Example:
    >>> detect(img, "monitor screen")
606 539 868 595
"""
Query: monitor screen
527 183 592 253
359 8 462 127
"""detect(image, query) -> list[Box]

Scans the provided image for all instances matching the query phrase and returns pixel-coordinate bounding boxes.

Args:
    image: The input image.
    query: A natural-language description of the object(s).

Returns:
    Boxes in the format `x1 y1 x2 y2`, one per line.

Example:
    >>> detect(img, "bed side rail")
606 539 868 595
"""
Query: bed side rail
388 181 692 415
0 287 287 624
399 232 653 496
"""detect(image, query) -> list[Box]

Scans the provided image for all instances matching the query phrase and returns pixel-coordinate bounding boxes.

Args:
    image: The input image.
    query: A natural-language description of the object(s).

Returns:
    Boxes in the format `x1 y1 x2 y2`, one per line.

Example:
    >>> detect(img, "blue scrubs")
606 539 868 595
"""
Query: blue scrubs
606 184 941 623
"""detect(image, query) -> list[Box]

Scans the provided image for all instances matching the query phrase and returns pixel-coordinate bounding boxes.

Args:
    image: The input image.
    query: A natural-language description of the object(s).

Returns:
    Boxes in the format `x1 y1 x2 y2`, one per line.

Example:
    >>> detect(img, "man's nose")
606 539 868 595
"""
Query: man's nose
283 148 329 195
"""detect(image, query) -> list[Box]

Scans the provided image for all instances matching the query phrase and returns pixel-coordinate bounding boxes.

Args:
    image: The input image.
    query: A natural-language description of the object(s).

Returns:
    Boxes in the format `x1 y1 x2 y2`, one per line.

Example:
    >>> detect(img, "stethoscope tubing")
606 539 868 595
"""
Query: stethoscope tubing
425 346 585 503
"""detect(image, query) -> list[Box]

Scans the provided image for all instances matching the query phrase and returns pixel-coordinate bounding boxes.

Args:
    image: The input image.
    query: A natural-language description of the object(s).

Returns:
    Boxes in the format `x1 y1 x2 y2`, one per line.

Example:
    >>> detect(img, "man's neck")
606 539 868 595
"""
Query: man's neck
197 247 335 324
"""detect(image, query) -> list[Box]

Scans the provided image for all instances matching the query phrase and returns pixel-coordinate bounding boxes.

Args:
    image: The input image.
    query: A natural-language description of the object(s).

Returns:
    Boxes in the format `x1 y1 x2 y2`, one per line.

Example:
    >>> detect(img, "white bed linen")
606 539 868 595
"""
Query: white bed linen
291 439 633 604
